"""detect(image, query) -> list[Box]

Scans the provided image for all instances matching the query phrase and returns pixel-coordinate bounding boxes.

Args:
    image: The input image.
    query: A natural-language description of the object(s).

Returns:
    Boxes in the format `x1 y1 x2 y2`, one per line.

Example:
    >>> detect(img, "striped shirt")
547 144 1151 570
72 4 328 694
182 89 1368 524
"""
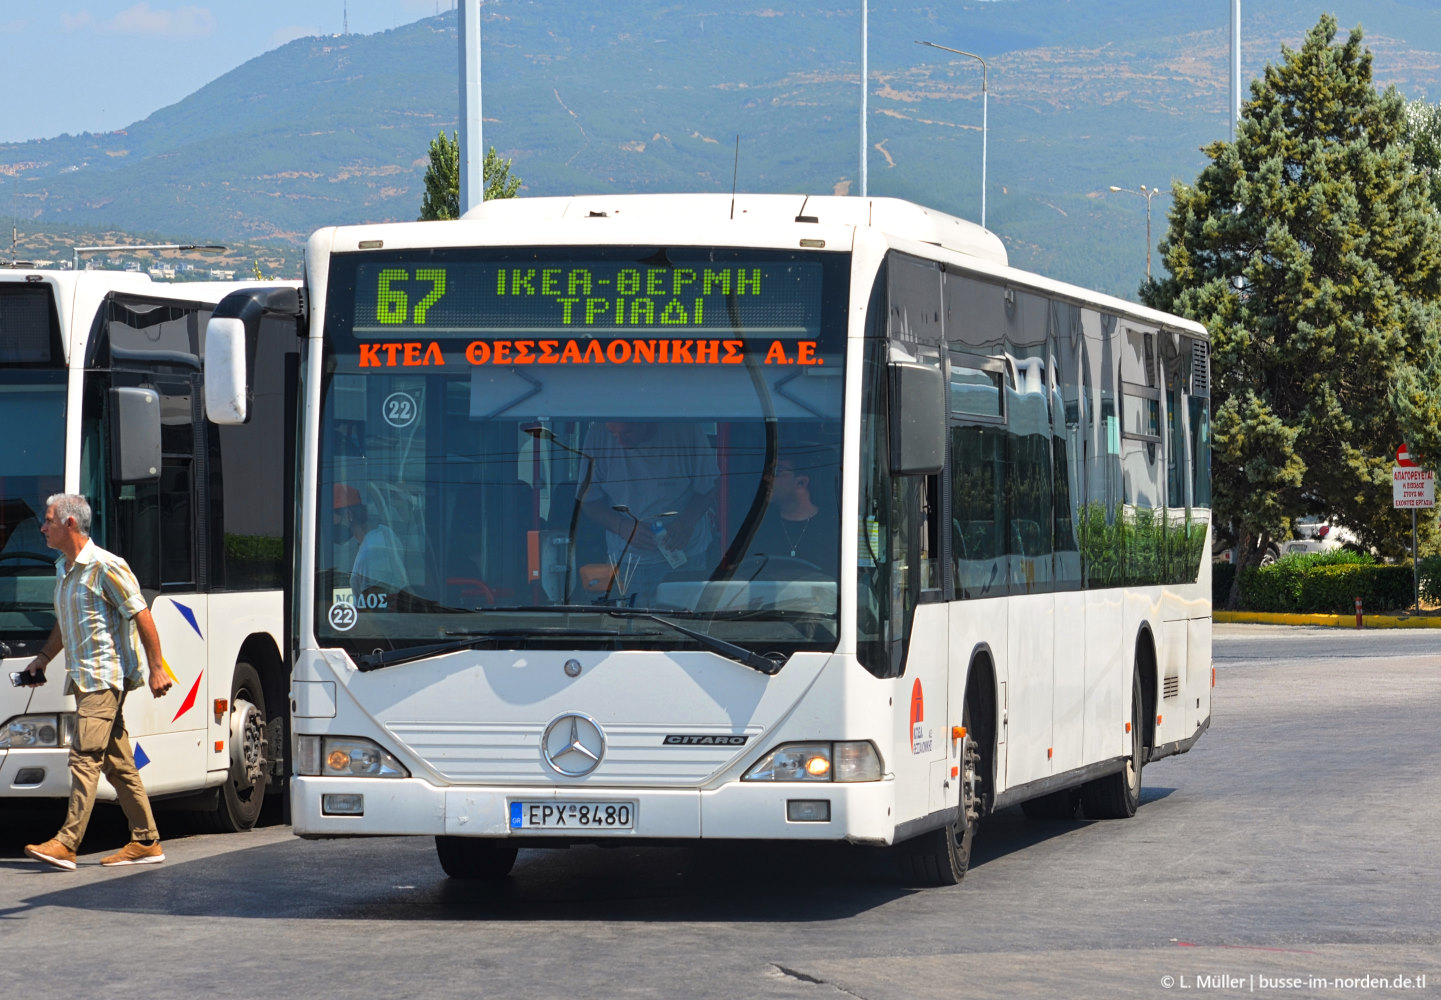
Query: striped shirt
53 540 149 694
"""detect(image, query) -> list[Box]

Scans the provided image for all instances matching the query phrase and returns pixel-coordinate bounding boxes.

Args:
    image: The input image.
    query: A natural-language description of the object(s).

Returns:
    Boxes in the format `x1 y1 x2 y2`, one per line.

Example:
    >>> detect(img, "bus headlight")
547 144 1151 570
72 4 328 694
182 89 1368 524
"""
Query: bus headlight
0 714 75 749
743 741 882 782
296 735 408 778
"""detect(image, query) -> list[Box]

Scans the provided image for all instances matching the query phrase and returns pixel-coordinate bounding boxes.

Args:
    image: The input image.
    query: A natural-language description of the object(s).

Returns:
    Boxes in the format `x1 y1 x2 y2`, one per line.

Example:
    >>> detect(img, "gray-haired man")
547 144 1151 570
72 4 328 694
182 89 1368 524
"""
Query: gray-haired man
22 493 173 871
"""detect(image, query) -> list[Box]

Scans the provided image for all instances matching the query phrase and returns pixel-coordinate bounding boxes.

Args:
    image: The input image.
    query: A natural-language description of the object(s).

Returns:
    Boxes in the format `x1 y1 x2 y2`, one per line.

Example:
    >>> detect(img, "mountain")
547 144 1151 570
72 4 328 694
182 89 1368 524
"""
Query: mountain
4 0 1441 298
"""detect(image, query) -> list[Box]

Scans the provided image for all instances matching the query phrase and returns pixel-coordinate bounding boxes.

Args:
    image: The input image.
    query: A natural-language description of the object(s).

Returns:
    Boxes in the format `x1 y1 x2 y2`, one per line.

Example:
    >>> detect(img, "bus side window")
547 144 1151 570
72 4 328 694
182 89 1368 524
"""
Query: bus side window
213 315 293 590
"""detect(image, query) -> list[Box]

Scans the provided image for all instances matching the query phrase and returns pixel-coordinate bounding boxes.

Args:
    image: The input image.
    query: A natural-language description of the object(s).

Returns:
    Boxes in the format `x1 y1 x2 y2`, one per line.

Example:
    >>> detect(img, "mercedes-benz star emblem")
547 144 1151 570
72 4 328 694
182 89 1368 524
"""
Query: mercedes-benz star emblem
541 712 606 777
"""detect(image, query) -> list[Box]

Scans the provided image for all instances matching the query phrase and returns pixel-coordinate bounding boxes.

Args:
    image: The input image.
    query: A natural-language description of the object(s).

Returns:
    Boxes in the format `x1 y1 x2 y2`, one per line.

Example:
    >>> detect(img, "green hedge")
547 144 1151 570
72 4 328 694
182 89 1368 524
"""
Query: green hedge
1420 555 1441 605
1213 560 1236 606
1236 551 1416 613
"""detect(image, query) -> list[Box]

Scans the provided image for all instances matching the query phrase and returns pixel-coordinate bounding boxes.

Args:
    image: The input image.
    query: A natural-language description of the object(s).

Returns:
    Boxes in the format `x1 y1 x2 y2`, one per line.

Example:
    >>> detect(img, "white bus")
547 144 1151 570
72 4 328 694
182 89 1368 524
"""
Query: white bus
0 267 297 832
207 194 1212 883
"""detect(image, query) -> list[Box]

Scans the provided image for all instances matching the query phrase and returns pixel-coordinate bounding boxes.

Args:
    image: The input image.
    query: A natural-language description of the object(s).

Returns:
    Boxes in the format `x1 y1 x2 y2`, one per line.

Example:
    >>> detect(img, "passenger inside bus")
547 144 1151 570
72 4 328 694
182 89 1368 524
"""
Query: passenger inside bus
579 421 718 605
333 484 408 597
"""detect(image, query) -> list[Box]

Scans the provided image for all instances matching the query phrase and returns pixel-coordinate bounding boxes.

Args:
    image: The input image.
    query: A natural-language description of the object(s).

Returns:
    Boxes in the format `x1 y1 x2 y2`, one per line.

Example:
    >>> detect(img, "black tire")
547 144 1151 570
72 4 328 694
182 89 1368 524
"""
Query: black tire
894 703 980 887
1020 787 1081 821
435 836 519 879
195 661 269 833
1081 669 1144 819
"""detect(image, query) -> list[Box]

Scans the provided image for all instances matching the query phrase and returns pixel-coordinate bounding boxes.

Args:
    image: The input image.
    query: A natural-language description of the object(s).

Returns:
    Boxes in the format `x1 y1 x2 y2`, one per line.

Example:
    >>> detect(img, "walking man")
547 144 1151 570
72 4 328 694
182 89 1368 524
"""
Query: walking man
22 493 173 870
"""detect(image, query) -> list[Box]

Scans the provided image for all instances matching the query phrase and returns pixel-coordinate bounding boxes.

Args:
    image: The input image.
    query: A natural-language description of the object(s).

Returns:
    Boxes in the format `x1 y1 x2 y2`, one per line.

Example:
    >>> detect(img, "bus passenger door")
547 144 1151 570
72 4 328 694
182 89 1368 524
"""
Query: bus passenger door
88 365 209 797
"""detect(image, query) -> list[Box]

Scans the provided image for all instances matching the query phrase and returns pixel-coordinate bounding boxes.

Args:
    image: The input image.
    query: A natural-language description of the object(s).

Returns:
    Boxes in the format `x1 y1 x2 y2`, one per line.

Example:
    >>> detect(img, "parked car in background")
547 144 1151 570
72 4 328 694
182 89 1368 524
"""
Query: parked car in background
1213 517 1362 565
1281 517 1362 558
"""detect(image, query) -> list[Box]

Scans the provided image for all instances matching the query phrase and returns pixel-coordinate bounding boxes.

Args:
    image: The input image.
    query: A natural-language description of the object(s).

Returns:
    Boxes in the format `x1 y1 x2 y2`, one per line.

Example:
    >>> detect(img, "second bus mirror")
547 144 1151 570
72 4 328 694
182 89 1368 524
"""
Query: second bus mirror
204 285 302 425
889 361 945 476
109 387 162 484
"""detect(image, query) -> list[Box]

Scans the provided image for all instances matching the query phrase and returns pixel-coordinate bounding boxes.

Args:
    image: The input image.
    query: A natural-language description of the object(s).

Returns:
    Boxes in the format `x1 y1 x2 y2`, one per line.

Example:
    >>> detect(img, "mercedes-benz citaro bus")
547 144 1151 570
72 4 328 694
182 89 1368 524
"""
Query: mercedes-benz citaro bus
205 194 1212 885
1 266 297 832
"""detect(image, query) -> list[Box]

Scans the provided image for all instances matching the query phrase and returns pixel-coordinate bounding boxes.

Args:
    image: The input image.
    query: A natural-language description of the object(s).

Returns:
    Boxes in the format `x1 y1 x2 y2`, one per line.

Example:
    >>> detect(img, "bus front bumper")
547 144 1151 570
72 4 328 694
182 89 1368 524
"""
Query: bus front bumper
291 775 898 844
0 748 73 797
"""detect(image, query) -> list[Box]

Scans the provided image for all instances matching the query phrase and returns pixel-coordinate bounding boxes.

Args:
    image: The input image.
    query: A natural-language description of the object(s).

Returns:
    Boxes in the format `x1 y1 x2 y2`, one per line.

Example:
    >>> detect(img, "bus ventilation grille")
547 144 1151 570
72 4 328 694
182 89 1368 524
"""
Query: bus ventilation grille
1190 340 1210 397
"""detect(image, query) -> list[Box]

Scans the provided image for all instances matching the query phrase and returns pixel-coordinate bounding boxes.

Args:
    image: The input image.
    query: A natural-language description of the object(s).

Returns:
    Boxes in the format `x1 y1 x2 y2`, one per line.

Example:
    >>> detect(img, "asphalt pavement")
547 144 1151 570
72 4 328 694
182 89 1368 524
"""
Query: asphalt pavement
1 624 1437 1000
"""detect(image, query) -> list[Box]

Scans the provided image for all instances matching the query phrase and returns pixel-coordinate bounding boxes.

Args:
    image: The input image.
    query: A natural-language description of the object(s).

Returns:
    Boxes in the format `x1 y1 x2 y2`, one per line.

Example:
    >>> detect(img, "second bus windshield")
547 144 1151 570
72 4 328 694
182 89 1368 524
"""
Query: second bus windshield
317 246 849 655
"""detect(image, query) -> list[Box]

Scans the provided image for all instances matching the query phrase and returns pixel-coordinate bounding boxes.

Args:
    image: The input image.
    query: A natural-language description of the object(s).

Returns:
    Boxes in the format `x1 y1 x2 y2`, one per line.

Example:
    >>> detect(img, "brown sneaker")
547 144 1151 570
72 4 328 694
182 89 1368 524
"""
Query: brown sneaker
100 841 165 867
25 839 77 871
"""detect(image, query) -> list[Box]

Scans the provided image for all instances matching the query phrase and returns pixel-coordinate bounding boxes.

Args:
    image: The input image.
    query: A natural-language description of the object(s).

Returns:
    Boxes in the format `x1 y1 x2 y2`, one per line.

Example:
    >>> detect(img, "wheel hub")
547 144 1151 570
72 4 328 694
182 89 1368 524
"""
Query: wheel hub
229 698 267 791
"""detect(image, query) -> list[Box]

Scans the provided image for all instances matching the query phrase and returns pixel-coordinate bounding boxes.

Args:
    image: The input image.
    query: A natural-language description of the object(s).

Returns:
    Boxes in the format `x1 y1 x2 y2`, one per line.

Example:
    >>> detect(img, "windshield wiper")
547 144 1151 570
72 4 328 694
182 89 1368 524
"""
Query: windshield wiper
355 606 787 675
356 627 637 671
687 608 835 623
604 610 786 675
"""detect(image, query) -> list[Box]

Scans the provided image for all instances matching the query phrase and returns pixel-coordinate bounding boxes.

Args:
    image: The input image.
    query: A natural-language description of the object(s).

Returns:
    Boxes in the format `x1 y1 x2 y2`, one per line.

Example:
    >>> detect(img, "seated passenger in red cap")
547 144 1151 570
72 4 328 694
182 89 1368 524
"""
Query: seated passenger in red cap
333 484 408 596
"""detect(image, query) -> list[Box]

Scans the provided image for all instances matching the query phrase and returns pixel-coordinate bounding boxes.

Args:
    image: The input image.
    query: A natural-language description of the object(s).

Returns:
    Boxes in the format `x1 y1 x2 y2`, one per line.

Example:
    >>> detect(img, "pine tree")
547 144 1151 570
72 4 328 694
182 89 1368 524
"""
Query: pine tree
418 131 521 220
1142 15 1441 602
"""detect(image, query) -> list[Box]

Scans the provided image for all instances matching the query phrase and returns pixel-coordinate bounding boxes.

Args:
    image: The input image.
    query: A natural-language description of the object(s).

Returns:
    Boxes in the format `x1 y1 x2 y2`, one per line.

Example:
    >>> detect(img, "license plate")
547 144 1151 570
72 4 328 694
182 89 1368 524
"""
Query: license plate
509 801 635 830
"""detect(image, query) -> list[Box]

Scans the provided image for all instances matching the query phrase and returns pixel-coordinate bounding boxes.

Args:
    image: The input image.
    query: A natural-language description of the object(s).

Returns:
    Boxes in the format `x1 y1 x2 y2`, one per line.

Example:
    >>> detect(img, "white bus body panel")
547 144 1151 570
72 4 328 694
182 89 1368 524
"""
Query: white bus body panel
1005 592 1054 788
0 590 281 799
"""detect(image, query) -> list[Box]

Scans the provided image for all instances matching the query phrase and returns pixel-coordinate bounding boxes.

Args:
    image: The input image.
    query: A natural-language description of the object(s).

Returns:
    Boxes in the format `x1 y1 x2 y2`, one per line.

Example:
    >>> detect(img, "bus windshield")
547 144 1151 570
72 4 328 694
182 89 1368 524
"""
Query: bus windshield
0 373 66 638
316 246 849 659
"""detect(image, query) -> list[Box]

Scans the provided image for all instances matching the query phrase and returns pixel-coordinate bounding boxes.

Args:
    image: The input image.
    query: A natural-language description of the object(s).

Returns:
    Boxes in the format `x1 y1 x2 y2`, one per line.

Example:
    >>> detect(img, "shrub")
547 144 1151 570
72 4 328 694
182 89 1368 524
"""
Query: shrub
1242 562 1414 614
1295 565 1408 614
1235 550 1413 614
1420 555 1441 605
1371 565 1418 611
1213 560 1236 607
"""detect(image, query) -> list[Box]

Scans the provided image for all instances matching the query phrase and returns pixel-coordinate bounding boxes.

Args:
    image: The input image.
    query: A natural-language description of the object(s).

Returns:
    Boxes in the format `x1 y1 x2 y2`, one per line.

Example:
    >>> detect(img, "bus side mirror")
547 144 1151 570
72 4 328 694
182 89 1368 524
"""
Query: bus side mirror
889 361 945 475
204 285 302 425
109 387 161 484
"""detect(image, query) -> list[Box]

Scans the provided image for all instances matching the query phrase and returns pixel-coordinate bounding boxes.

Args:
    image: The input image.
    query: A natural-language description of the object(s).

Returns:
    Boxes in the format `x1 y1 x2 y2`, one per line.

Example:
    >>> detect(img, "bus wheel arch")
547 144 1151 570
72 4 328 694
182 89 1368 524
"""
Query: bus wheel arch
962 650 998 817
1132 625 1158 758
198 634 284 833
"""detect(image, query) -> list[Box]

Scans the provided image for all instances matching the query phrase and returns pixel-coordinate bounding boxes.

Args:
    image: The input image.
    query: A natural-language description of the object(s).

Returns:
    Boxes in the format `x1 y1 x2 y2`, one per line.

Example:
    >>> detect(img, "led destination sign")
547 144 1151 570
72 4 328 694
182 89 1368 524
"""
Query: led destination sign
352 259 823 338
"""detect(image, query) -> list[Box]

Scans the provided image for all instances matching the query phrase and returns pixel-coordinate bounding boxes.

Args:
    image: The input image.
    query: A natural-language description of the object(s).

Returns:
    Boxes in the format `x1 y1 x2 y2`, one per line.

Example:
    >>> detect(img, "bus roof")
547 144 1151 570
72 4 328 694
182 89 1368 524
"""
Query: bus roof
318 193 1203 341
0 268 254 304
462 193 1009 267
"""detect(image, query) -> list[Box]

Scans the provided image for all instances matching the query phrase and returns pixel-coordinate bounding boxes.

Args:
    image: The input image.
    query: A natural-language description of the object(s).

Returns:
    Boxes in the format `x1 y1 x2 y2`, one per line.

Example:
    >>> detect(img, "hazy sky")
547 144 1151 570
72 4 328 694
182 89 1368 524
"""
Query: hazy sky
0 1 455 143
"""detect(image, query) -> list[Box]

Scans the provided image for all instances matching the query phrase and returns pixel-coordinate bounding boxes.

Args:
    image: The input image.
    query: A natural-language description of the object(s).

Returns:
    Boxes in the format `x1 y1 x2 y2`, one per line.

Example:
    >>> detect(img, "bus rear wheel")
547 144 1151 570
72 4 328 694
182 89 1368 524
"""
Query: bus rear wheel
435 836 519 880
1020 787 1081 821
1081 669 1144 819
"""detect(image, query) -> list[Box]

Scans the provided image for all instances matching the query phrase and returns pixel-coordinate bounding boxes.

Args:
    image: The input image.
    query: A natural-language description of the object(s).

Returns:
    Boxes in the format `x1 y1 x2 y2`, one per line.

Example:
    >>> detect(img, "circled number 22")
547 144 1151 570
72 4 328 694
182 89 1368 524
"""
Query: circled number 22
377 268 446 325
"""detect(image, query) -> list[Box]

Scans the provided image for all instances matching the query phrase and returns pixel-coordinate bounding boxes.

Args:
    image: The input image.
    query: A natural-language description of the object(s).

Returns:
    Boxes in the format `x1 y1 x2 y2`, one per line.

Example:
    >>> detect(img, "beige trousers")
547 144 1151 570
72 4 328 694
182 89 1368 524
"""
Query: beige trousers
57 688 159 851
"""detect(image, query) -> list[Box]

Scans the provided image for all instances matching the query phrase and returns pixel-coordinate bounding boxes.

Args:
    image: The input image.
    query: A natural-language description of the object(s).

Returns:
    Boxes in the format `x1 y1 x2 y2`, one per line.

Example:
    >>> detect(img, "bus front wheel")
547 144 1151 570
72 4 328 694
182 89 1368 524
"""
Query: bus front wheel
894 704 979 886
435 836 519 880
199 661 270 833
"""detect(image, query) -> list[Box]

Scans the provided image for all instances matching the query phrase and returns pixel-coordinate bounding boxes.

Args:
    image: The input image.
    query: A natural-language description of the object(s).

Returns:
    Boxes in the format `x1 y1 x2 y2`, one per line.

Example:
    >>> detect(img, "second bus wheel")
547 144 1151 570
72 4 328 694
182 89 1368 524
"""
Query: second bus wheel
435 836 519 879
199 661 270 833
1081 669 1144 820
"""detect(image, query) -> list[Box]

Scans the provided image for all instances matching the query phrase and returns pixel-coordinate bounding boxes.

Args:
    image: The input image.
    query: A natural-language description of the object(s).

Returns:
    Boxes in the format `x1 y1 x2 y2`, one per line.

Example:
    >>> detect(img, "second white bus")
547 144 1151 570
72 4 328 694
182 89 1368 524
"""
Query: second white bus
1 267 297 831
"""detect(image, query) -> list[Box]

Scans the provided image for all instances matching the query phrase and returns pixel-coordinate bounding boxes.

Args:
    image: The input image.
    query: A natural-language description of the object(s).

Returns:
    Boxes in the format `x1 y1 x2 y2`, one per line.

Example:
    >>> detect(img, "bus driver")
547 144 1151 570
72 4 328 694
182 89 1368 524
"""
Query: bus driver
580 421 718 604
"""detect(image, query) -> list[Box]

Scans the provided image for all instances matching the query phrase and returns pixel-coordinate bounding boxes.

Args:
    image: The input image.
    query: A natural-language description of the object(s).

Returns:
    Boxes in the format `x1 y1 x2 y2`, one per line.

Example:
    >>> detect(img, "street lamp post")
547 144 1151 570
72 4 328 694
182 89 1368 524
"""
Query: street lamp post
917 40 988 230
1108 184 1167 280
